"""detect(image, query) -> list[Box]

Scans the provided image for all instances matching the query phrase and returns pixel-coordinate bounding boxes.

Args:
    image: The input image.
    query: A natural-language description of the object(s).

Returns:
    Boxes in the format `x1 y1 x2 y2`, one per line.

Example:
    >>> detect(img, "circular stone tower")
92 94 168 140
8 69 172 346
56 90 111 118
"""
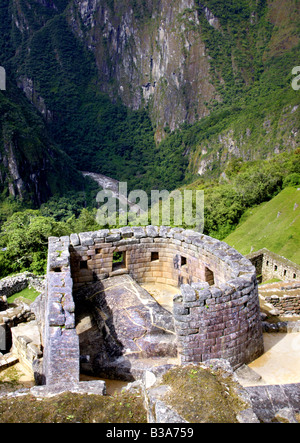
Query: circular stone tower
43 226 264 385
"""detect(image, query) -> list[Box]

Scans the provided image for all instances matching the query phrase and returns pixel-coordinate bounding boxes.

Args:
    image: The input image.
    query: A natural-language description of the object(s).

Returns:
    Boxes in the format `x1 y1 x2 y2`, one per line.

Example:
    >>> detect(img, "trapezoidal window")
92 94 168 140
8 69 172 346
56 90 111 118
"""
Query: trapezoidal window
113 251 126 271
80 261 88 270
151 252 159 262
181 256 187 267
205 267 215 286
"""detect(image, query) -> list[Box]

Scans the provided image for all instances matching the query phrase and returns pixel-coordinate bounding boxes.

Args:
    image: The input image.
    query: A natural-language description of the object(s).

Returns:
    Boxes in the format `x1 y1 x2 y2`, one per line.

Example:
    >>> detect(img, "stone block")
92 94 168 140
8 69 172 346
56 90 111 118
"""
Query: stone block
146 225 159 237
159 226 170 237
92 229 109 239
70 233 80 246
106 233 121 242
79 232 95 246
120 226 134 238
132 226 146 238
181 284 197 302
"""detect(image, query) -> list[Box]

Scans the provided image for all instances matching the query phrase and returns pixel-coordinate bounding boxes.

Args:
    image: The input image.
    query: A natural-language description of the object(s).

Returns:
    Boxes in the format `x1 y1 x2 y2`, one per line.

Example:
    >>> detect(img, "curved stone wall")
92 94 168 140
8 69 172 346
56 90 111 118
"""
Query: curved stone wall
69 226 254 290
43 226 264 385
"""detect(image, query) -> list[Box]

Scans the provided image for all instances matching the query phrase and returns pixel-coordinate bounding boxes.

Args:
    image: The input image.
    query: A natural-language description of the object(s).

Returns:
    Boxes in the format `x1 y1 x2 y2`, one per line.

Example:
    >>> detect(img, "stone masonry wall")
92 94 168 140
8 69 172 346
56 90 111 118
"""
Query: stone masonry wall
174 279 264 369
69 226 242 292
42 236 79 385
247 249 300 283
44 226 264 384
265 294 300 316
0 272 45 312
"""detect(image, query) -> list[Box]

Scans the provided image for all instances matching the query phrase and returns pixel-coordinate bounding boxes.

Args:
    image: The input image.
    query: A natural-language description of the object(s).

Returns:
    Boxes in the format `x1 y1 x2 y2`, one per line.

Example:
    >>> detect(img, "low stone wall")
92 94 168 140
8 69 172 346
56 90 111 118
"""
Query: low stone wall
11 321 43 376
0 272 45 312
0 299 35 354
0 298 35 326
248 249 300 283
265 295 300 316
41 236 79 386
262 320 300 333
42 226 264 385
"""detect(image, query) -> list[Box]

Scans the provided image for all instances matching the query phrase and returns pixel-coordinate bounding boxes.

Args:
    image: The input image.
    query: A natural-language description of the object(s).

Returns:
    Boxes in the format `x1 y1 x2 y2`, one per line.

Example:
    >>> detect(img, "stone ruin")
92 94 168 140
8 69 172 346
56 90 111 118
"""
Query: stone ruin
248 248 300 284
31 226 264 387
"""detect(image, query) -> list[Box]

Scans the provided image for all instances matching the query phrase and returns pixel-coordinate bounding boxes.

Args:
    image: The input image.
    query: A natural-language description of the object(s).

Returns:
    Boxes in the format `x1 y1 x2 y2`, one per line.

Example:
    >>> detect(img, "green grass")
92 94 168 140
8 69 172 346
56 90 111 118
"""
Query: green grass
0 390 147 423
259 279 282 285
7 287 40 304
225 187 300 264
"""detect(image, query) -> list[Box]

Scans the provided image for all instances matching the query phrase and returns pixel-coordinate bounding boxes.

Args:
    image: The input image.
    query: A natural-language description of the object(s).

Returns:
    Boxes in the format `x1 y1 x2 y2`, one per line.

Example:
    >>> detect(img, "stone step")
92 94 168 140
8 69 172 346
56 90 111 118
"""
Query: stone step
246 383 300 422
0 352 19 371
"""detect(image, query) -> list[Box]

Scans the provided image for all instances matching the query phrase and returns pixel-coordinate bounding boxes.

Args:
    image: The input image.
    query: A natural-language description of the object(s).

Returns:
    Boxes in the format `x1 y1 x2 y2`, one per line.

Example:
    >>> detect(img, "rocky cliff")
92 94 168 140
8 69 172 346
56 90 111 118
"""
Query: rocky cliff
68 0 218 139
0 81 84 205
0 0 299 201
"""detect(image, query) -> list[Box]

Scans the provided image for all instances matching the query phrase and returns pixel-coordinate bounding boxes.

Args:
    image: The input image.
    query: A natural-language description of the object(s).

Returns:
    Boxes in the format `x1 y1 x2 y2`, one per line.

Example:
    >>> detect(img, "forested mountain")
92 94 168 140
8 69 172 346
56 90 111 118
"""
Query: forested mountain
1 0 299 198
0 0 299 276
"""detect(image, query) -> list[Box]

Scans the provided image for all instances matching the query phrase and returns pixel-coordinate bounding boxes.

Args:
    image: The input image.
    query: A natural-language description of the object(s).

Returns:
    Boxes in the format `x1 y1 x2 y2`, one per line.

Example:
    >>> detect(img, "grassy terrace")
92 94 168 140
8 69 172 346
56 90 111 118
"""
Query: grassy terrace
225 187 300 265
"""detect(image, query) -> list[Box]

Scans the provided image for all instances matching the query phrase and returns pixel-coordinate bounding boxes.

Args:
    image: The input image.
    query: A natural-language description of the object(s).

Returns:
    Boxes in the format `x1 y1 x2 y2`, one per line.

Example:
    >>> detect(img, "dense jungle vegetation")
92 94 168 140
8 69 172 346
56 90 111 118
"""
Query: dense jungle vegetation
0 149 299 277
0 0 299 277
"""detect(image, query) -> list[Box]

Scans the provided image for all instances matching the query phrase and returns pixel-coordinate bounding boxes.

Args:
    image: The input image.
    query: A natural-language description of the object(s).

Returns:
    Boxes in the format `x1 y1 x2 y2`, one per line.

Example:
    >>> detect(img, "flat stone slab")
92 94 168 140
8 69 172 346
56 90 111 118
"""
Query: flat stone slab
30 381 106 398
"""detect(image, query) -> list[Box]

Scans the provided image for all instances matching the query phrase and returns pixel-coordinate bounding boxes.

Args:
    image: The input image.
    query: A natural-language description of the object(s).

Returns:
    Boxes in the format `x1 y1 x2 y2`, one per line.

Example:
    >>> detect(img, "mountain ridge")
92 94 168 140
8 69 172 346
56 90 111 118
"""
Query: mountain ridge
0 0 299 205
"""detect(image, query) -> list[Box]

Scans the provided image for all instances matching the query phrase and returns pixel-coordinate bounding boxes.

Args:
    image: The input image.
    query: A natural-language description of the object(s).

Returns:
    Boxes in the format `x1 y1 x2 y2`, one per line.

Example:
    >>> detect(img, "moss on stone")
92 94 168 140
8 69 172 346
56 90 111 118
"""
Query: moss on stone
161 364 248 423
0 389 147 423
0 367 25 391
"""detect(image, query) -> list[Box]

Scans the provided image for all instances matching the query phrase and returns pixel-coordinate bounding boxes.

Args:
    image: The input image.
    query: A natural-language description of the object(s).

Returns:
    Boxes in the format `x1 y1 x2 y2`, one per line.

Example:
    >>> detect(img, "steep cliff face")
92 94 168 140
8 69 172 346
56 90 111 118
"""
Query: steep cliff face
0 0 299 202
0 82 84 205
68 0 217 138
0 0 85 205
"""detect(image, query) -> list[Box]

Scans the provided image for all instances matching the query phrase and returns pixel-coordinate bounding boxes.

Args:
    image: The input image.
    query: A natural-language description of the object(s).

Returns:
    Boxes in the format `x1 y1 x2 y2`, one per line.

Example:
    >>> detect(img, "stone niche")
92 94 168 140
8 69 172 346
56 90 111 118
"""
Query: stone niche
41 226 264 386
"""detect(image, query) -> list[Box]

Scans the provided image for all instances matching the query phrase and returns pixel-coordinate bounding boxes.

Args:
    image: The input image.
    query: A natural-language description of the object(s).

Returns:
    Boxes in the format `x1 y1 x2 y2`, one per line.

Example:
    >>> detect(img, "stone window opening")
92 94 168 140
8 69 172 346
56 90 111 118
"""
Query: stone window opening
293 273 297 279
284 270 287 277
113 251 126 271
151 252 159 262
205 267 215 286
80 261 88 270
181 256 187 267
274 265 278 271
53 267 62 273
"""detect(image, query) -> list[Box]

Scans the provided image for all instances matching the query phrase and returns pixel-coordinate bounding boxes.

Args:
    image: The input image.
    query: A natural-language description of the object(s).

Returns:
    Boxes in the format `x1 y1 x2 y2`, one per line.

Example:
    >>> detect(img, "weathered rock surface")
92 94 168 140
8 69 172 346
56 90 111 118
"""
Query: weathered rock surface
30 380 106 398
246 384 300 423
69 0 217 138
144 359 260 423
74 274 177 380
